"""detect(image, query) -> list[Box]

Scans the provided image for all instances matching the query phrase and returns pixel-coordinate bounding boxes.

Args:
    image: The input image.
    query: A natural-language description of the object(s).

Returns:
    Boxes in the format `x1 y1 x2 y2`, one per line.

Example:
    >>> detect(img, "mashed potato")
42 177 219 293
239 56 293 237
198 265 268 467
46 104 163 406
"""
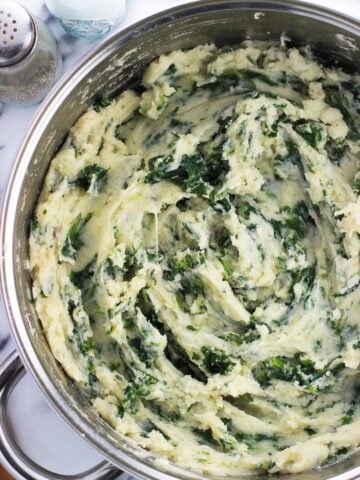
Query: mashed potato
29 42 360 475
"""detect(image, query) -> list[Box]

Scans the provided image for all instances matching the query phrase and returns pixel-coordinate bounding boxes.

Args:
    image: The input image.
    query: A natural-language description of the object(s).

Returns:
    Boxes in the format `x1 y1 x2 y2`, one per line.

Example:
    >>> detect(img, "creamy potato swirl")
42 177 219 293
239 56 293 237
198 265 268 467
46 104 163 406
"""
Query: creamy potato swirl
30 42 360 475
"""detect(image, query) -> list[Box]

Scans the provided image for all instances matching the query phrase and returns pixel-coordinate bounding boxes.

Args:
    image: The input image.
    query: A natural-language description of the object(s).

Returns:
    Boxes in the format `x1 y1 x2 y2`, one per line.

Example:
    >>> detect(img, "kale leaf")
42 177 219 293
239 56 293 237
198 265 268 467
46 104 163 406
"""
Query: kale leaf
192 428 235 453
282 201 315 238
142 420 171 441
353 176 360 194
70 256 97 294
238 69 278 86
62 213 92 260
234 431 279 450
146 152 228 195
118 373 157 415
72 164 108 193
72 324 95 356
163 253 204 281
294 121 325 149
223 327 260 345
253 355 319 387
274 138 303 175
325 139 346 165
201 346 235 375
324 84 360 141
128 336 158 368
93 94 112 112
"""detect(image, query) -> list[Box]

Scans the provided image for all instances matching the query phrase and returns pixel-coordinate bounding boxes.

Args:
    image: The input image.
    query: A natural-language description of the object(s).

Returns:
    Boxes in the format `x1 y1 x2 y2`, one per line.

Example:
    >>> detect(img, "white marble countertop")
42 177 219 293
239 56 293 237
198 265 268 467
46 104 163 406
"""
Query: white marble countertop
0 0 359 478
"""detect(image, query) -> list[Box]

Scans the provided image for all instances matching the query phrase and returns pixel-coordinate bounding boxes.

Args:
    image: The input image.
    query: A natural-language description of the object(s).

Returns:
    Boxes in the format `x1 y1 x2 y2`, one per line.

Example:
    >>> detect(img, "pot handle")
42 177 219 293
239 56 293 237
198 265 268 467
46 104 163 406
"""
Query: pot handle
0 351 121 480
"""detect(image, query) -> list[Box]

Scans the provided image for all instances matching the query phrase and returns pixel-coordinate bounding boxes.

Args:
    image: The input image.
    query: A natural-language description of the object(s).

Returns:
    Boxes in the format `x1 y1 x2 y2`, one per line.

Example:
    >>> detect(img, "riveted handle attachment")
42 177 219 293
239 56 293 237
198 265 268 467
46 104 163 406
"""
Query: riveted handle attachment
0 351 121 480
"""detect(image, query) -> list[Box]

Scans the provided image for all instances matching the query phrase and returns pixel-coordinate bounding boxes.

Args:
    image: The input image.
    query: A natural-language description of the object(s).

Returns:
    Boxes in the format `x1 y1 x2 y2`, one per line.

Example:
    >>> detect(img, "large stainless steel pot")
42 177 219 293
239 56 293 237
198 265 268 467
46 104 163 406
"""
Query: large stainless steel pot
1 1 360 479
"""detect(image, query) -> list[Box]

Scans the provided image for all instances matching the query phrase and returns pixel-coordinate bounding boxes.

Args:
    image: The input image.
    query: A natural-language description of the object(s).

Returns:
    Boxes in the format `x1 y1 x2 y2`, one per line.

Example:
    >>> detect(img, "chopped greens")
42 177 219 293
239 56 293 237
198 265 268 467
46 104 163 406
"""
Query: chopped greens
201 346 235 375
253 356 320 387
61 213 92 260
324 84 360 140
72 164 108 193
294 121 325 149
118 373 157 416
93 94 112 112
146 152 228 195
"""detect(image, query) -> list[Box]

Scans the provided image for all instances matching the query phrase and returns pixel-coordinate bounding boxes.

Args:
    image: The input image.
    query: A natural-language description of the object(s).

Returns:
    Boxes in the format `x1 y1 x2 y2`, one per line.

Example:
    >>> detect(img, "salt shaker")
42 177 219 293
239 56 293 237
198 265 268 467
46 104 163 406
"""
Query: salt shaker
44 0 127 40
0 1 62 105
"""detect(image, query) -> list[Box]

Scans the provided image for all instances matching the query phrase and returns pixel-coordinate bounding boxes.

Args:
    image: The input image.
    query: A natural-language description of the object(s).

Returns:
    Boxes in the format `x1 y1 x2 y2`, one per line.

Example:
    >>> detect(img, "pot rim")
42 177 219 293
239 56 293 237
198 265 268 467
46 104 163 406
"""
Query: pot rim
1 1 360 479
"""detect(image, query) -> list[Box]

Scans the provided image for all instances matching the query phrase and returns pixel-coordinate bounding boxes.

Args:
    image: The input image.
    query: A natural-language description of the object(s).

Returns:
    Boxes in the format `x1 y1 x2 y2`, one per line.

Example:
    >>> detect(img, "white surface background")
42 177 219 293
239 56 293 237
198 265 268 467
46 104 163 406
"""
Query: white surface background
0 0 359 478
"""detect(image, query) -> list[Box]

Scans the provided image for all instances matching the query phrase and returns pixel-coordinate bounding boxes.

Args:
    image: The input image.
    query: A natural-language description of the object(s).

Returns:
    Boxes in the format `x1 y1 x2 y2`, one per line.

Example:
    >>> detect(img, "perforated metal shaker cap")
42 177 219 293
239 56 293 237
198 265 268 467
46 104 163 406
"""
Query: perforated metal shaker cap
0 1 35 67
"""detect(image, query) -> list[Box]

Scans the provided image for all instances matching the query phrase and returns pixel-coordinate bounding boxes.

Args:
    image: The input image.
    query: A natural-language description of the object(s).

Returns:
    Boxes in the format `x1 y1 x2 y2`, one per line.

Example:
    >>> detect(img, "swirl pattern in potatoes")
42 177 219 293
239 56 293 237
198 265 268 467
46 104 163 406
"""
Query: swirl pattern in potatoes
29 42 360 475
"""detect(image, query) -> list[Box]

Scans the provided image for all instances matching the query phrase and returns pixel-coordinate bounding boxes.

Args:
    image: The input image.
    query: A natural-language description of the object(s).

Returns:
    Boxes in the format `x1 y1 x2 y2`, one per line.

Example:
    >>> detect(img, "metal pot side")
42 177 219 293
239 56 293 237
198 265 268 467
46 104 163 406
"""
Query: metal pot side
1 1 360 479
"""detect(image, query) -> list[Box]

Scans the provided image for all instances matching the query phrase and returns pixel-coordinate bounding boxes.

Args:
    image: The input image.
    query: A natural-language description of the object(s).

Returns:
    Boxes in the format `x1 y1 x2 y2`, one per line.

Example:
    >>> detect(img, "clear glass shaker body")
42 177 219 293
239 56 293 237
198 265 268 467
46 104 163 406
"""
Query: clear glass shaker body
44 0 127 40
0 12 62 105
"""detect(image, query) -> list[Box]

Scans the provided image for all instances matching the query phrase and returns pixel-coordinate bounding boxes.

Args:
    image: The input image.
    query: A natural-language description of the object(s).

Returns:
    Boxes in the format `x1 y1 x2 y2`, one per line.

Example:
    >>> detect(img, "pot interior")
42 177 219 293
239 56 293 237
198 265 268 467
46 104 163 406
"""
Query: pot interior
3 1 360 479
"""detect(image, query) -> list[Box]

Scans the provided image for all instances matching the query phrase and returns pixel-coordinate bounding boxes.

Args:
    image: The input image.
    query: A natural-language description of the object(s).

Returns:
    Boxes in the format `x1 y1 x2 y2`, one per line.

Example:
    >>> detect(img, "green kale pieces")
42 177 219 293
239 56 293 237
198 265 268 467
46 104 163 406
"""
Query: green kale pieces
93 94 112 112
62 213 92 260
145 152 227 195
117 373 157 416
201 346 235 375
253 355 319 387
72 164 108 193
